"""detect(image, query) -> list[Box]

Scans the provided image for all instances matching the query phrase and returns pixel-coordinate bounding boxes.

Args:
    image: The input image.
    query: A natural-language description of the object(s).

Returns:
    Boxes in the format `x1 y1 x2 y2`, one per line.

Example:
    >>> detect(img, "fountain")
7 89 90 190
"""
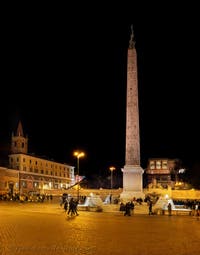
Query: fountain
78 193 103 211
153 194 192 215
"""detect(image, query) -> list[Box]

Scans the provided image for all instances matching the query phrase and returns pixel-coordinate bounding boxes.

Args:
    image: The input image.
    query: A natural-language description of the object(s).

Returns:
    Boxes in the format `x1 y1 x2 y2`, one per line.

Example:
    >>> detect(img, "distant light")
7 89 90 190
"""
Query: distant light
109 166 116 171
178 168 185 173
74 151 85 158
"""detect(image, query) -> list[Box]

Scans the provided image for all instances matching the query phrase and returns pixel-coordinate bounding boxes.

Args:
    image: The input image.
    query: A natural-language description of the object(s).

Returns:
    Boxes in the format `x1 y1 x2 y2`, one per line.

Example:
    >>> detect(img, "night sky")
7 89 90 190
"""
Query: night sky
1 4 200 180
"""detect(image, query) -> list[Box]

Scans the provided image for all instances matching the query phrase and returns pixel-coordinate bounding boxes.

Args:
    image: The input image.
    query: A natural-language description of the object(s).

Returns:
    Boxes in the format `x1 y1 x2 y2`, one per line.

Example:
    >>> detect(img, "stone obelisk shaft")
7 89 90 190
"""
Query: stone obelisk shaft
120 26 144 201
125 40 140 166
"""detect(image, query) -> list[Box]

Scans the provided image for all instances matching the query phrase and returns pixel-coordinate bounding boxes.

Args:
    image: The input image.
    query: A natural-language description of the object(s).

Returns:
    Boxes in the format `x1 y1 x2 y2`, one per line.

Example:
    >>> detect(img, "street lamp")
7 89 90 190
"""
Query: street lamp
109 166 116 189
74 151 85 200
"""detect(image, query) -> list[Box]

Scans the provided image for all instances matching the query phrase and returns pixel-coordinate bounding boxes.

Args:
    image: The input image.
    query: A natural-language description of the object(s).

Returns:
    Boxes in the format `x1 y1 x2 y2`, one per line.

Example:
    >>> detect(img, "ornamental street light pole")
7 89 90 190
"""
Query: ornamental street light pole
74 151 85 200
109 166 116 189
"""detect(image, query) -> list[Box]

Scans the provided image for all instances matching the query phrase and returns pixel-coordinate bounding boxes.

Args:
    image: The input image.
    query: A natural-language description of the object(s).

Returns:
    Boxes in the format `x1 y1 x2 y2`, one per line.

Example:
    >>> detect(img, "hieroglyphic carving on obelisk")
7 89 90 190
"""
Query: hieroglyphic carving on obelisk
120 25 144 201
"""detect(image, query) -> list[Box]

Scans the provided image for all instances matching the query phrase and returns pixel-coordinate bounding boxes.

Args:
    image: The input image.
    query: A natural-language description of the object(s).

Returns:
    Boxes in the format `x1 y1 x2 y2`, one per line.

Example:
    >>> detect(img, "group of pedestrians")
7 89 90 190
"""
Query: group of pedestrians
60 195 79 217
65 197 79 216
119 201 135 216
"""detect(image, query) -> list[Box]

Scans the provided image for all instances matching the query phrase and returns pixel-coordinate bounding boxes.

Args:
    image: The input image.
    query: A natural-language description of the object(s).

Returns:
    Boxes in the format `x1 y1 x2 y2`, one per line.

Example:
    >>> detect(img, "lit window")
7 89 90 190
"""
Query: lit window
162 161 168 169
150 161 155 169
156 161 161 169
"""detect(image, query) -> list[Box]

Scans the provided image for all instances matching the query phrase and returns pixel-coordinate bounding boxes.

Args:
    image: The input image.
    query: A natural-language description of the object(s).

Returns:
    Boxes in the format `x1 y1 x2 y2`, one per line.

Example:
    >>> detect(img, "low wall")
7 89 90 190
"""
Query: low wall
51 188 122 201
144 188 200 200
171 189 200 200
49 187 200 201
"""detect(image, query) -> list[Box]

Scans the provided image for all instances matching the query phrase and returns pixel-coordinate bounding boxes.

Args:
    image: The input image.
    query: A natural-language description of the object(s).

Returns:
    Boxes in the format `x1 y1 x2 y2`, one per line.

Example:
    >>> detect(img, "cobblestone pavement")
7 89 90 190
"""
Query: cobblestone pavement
0 201 200 255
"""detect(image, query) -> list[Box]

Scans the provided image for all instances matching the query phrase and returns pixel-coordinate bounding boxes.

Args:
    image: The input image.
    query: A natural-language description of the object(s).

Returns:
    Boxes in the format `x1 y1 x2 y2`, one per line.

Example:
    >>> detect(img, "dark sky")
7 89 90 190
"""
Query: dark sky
1 3 200 178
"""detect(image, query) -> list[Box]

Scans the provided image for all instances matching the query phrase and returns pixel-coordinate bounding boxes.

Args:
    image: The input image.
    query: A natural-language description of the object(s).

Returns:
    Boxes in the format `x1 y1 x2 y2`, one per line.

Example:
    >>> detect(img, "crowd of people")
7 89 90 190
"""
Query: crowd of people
60 194 79 217
0 192 53 202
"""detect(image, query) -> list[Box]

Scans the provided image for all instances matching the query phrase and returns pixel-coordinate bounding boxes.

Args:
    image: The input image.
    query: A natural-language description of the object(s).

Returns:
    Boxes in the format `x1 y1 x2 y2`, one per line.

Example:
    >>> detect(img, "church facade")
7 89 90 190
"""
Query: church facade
0 121 75 197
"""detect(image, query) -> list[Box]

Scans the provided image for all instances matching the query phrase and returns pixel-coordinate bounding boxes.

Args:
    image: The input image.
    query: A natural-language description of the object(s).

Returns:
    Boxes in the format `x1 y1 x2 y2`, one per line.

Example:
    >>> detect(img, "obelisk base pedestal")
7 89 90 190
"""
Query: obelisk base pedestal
120 165 145 202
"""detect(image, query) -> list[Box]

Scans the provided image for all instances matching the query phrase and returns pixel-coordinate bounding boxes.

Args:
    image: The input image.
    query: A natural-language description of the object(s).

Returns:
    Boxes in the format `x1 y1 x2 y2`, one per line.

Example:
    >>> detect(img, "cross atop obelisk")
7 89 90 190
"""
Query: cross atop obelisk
129 24 135 49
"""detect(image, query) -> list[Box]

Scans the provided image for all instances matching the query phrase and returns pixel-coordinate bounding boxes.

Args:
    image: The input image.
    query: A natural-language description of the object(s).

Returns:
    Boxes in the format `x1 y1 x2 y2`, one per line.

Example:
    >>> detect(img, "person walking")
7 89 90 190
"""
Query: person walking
67 198 79 216
167 202 172 216
64 199 69 213
148 200 153 215
124 202 132 216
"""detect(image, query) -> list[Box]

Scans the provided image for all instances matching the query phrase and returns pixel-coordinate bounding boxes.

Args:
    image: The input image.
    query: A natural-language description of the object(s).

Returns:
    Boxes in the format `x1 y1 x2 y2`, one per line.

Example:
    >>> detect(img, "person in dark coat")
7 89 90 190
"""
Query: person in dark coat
149 200 153 215
64 200 68 213
168 202 172 216
124 202 132 216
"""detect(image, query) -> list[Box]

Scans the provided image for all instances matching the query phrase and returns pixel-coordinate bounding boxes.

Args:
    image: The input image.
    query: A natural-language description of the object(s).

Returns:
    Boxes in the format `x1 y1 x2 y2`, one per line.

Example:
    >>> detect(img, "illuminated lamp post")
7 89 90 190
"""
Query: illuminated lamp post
109 166 116 189
74 151 85 200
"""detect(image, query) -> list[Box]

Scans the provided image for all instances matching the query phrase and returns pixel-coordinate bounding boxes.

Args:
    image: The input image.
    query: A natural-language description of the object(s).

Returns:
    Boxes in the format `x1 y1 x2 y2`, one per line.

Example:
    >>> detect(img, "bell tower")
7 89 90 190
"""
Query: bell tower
11 121 28 154
120 26 144 201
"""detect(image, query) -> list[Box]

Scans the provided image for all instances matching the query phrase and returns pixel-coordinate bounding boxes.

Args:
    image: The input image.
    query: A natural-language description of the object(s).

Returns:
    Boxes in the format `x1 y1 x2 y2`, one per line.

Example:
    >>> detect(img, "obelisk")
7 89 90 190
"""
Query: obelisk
120 25 144 201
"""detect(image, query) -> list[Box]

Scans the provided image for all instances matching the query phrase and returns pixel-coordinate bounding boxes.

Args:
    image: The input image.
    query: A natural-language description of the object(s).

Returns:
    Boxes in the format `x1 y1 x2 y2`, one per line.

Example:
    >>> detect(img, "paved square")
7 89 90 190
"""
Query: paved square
0 202 199 255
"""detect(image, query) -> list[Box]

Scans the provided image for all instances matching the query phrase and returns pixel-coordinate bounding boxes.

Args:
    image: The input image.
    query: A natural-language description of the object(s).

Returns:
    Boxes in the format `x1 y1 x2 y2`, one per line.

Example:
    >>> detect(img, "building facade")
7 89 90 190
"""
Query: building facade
145 158 177 188
0 121 75 196
0 167 19 196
